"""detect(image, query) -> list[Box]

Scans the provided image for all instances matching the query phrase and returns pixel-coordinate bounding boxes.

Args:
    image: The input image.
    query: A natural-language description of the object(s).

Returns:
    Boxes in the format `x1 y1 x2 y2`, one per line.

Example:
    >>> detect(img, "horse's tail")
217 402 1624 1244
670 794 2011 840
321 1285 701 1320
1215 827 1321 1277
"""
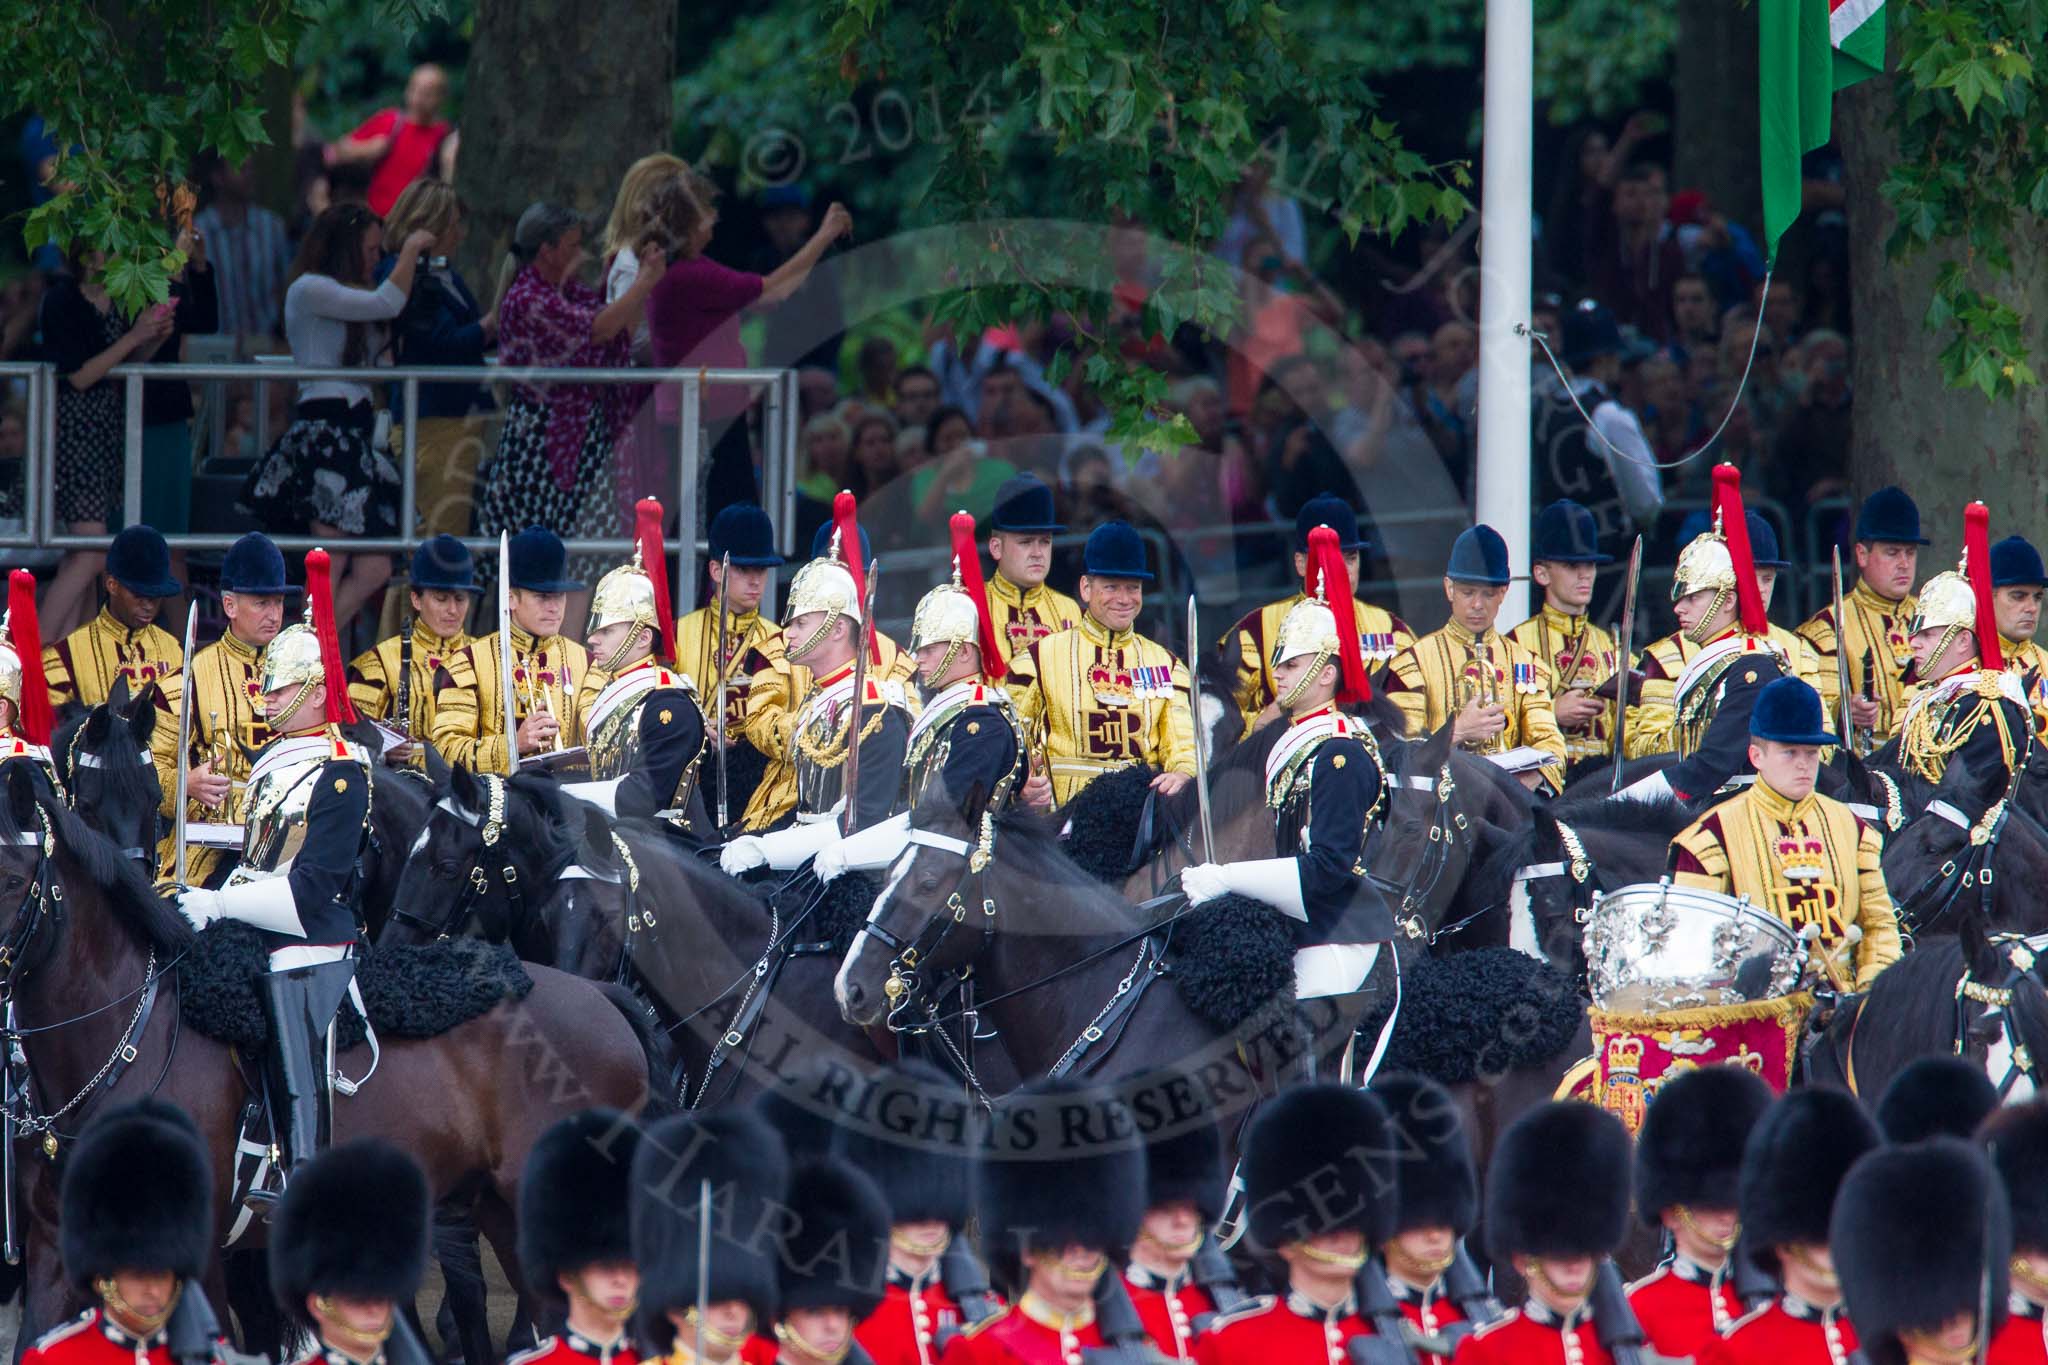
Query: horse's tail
594 981 682 1117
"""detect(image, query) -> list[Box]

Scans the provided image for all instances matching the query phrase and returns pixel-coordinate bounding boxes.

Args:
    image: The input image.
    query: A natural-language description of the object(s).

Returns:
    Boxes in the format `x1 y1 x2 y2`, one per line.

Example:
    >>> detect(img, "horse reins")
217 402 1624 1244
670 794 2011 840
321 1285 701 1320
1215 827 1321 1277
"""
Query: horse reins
388 774 525 941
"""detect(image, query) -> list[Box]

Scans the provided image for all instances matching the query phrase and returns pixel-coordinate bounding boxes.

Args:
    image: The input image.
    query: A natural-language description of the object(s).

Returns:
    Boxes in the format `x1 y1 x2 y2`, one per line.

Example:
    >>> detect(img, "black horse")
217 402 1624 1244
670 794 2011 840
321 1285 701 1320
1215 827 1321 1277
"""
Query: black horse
383 759 898 1109
51 681 164 871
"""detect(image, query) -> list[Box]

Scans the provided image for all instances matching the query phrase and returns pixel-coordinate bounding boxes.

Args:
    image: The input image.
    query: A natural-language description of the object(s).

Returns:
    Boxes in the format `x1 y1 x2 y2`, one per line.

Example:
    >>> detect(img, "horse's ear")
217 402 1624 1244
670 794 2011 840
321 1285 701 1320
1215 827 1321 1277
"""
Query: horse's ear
3 762 40 830
1418 714 1456 768
422 743 452 797
81 701 109 746
107 677 130 711
126 691 157 745
451 761 483 812
576 803 612 865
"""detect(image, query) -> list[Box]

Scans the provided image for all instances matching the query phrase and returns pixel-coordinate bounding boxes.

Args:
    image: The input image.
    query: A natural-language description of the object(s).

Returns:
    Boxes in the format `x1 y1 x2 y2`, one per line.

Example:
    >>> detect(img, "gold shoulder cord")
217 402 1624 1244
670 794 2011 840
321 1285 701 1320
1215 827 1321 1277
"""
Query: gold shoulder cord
795 692 888 770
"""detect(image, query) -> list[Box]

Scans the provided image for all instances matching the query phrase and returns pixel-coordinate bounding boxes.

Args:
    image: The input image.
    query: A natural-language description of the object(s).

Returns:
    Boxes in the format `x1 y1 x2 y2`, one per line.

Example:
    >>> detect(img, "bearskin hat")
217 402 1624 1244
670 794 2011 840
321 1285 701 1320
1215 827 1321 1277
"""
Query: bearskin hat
975 1077 1148 1296
1984 1100 2048 1254
60 1099 214 1292
268 1140 430 1329
1875 1055 1999 1144
752 1057 849 1164
1485 1102 1631 1263
1832 1138 2010 1365
778 1157 892 1318
517 1109 641 1304
1738 1087 1879 1270
1634 1065 1773 1223
1243 1084 1395 1252
1120 1068 1227 1223
1371 1073 1479 1238
832 1058 974 1228
632 1110 788 1343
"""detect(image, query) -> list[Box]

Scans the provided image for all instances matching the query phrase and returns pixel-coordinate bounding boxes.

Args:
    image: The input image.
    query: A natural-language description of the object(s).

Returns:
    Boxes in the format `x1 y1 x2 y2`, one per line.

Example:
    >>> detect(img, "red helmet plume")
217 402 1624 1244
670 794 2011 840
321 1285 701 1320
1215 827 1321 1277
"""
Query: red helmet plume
1966 501 2002 670
635 497 677 668
949 511 1006 681
6 571 51 745
1307 526 1370 704
832 489 880 665
305 549 358 724
1712 464 1768 635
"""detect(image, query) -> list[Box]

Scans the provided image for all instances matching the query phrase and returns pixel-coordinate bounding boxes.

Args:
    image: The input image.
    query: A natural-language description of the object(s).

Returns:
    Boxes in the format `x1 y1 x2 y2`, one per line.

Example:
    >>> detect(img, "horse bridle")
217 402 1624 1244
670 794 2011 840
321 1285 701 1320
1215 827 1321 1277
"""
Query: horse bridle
386 774 522 941
1894 725 2038 936
865 823 998 1034
63 729 157 864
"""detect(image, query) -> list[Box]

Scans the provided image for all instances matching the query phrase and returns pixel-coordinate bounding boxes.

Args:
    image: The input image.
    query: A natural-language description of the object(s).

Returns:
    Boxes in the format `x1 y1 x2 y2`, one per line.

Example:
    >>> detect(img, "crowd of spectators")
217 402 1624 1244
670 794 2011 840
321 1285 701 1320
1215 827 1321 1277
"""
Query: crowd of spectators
0 78 1861 635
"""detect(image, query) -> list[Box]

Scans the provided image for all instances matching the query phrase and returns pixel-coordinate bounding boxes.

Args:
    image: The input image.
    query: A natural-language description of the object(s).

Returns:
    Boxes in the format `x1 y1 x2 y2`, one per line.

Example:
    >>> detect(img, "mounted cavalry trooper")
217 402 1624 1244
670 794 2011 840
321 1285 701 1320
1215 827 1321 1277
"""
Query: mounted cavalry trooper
1794 486 1925 750
161 531 297 886
1383 523 1567 793
720 493 913 875
24 1100 213 1365
173 550 375 1178
1010 518 1196 807
737 493 919 834
431 526 589 774
345 534 480 755
514 1110 645 1365
1181 525 1399 1077
1625 1065 1773 1360
269 1140 432 1365
568 499 708 825
1226 495 1414 735
1893 502 2032 789
1194 1084 1391 1365
1702 1087 1879 1365
1991 533 2048 738
1668 677 1903 990
1454 1102 1636 1365
1619 464 1789 807
981 472 1082 687
0 570 56 773
43 523 184 708
814 510 1028 882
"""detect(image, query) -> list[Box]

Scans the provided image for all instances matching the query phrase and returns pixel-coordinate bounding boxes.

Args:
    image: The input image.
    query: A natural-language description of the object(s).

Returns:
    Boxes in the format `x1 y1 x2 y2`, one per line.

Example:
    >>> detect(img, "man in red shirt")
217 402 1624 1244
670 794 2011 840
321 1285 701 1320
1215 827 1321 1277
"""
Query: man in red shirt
1369 1073 1495 1364
1985 1103 2048 1364
847 1060 1003 1365
1120 1069 1228 1363
940 1078 1147 1365
509 1110 643 1365
330 63 451 216
1194 1085 1392 1365
1627 1067 1773 1357
1453 1102 1634 1365
1833 1138 2009 1365
25 1101 213 1365
1697 1089 1878 1365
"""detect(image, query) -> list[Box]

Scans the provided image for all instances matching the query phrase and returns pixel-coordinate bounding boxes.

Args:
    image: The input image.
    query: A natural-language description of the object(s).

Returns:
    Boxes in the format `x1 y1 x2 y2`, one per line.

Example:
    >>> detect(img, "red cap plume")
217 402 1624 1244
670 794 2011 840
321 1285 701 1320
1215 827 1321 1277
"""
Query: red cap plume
1712 464 1768 635
6 570 52 745
305 549 357 724
1966 501 2002 670
635 497 677 668
949 512 1006 681
832 489 881 664
1307 526 1370 704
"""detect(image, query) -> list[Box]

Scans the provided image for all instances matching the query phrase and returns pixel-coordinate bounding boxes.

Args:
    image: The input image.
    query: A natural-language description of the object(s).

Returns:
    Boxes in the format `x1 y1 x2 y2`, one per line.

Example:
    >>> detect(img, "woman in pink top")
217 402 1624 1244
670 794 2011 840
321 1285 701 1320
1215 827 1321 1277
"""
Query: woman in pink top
483 202 663 603
644 174 851 524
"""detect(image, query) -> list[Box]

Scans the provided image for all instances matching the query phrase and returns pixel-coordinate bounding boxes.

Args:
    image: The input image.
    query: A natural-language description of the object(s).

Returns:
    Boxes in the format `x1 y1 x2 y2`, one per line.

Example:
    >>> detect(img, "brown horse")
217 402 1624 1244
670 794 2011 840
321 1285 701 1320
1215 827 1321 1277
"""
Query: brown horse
0 758 658 1352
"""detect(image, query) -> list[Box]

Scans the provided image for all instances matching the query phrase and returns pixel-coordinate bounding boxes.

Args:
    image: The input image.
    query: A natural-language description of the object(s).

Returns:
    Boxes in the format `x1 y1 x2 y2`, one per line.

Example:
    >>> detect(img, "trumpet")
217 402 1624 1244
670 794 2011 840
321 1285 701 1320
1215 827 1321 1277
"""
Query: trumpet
1458 641 1509 754
203 708 233 815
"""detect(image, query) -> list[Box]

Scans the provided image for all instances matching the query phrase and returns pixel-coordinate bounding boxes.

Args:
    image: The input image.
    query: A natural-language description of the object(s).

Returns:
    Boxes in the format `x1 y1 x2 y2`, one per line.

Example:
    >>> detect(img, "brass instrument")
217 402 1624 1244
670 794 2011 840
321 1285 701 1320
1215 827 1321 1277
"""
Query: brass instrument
203 708 233 815
1459 640 1509 754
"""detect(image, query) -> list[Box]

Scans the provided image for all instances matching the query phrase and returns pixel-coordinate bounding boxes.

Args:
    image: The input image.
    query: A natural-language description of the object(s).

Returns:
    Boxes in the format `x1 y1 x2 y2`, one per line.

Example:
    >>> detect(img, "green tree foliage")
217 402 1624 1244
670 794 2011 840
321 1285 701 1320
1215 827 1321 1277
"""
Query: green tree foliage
2 0 439 317
814 0 1469 449
1882 0 2045 398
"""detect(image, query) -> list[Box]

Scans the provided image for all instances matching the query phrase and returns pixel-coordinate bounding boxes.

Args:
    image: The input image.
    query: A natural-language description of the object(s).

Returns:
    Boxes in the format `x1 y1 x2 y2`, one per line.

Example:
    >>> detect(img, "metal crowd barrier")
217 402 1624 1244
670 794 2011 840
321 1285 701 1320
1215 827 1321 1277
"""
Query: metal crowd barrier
5 359 803 595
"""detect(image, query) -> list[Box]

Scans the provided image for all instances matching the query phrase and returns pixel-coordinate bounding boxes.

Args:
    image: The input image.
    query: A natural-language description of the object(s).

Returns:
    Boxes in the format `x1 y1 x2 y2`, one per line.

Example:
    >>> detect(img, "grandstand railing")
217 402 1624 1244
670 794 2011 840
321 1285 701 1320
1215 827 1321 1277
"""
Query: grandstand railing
0 360 802 594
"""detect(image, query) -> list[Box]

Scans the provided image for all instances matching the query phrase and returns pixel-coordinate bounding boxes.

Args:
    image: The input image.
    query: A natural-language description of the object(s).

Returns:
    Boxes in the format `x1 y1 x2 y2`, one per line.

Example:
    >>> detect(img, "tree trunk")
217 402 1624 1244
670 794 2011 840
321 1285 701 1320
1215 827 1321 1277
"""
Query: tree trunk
455 0 676 299
1838 77 2048 556
1673 0 1760 231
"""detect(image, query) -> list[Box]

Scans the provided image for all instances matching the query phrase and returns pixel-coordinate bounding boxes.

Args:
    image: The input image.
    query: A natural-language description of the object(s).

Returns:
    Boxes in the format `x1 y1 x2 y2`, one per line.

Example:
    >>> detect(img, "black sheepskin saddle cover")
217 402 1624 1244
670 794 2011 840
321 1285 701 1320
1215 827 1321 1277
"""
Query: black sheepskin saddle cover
1061 763 1162 882
1357 947 1582 1084
177 920 534 1051
1164 892 1297 1035
772 871 881 958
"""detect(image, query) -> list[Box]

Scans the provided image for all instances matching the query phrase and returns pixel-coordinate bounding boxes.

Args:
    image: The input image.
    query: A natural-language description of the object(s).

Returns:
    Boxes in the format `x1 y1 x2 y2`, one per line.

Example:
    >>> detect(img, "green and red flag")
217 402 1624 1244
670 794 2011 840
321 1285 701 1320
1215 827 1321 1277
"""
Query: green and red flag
1759 0 1887 262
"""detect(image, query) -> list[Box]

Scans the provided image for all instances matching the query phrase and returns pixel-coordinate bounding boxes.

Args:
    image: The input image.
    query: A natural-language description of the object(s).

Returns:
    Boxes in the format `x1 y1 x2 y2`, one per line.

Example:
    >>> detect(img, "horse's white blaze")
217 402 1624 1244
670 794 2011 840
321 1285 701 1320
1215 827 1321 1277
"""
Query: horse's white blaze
1508 878 1543 960
833 844 919 1015
407 823 434 857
